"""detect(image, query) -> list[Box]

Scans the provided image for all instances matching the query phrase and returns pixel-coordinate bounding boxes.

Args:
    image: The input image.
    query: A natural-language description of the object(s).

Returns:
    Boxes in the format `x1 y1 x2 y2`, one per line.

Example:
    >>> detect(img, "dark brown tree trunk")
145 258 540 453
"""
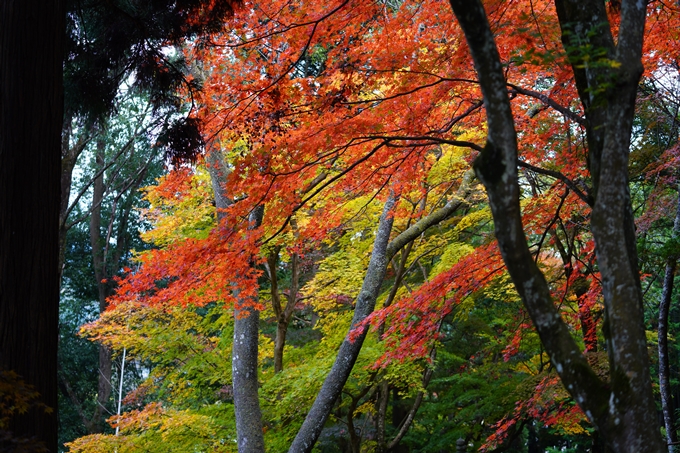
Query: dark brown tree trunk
89 145 114 433
0 0 65 450
376 381 390 452
274 319 288 373
267 249 300 373
87 140 147 432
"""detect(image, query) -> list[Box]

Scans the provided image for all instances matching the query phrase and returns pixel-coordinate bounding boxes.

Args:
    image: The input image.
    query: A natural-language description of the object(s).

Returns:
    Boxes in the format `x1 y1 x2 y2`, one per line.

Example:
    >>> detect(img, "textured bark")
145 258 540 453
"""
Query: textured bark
206 147 233 214
232 205 265 453
232 301 265 452
448 0 665 451
0 0 65 450
207 148 265 452
289 194 397 453
659 185 680 452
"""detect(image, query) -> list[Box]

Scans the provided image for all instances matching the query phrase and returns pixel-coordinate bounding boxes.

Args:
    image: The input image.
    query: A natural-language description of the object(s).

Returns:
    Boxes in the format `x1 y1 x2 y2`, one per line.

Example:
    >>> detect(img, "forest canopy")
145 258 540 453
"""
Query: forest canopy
49 0 680 452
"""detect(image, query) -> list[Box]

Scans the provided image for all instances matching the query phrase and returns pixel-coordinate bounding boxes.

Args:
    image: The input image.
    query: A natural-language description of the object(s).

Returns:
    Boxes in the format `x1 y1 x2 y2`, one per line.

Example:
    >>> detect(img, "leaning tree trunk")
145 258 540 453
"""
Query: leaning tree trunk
448 0 665 452
288 193 397 453
0 0 65 450
289 177 472 452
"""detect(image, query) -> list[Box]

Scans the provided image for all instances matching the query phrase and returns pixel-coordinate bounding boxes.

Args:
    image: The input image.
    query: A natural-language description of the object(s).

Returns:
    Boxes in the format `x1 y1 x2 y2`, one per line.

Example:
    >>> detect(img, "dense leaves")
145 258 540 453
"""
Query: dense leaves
57 0 680 452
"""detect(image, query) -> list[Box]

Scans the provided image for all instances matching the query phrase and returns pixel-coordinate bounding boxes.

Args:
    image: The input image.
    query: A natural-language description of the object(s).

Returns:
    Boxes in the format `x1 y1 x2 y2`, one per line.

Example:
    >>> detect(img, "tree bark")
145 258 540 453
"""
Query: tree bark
267 249 300 373
207 147 265 452
232 205 265 453
448 1 665 451
659 185 680 452
87 141 148 433
0 0 65 450
289 193 397 453
89 144 114 433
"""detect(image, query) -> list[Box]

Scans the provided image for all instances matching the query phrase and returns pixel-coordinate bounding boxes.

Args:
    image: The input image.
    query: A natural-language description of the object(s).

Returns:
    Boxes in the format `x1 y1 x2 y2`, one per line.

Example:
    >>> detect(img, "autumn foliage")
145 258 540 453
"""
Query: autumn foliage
65 0 680 451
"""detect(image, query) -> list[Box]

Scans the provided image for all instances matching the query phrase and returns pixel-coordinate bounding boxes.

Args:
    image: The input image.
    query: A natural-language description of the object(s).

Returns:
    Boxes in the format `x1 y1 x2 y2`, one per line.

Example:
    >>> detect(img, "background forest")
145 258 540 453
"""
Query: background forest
48 0 680 452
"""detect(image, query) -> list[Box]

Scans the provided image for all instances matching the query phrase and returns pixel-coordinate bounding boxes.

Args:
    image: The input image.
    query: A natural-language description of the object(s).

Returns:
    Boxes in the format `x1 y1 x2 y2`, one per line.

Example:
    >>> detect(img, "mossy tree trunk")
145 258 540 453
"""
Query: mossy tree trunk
448 0 666 451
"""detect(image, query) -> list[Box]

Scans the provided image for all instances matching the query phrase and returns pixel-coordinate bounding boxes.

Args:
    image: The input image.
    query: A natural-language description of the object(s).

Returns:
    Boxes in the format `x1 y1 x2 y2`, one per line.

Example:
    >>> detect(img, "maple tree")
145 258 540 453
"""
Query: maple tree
71 150 601 451
446 1 667 451
2 0 245 449
184 1 678 450
58 0 680 452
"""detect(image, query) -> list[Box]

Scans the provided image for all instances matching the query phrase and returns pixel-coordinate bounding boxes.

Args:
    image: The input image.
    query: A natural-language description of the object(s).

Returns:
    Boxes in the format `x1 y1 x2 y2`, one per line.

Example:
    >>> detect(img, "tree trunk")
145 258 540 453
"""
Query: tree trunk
88 144 114 433
659 185 680 452
289 194 397 453
448 0 666 451
232 205 265 453
268 249 300 373
87 139 147 432
274 319 289 373
207 147 265 452
0 0 65 450
289 180 472 452
59 114 91 285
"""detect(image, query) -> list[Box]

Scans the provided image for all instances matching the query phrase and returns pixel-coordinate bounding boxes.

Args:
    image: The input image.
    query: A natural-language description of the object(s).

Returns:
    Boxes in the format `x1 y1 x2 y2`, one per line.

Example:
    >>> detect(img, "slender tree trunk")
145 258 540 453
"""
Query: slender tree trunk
289 194 397 453
0 0 65 450
87 140 146 432
89 145 114 432
59 113 91 284
232 205 265 453
207 147 265 451
289 181 472 452
384 350 434 452
269 250 300 373
274 319 289 373
659 185 680 452
376 381 390 451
